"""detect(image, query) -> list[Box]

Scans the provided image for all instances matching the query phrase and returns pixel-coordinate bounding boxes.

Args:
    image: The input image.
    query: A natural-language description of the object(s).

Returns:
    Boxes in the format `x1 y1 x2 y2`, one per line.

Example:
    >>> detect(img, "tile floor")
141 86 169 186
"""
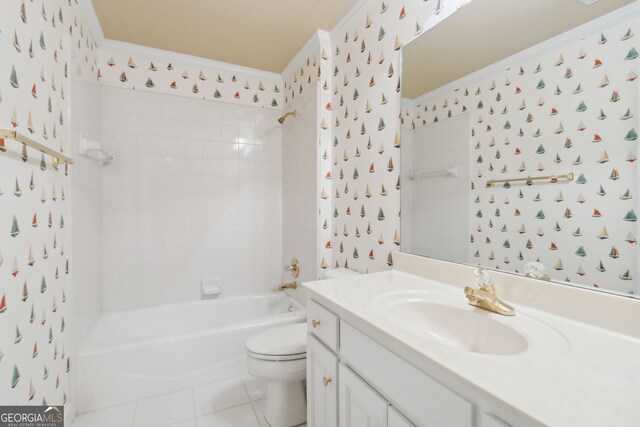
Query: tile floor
72 374 304 427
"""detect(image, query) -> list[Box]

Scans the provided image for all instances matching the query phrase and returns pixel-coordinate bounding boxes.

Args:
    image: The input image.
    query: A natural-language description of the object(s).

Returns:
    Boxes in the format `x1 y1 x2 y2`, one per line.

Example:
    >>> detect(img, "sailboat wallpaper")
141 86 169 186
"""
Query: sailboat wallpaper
402 18 639 293
0 0 469 410
0 0 99 410
1 0 638 425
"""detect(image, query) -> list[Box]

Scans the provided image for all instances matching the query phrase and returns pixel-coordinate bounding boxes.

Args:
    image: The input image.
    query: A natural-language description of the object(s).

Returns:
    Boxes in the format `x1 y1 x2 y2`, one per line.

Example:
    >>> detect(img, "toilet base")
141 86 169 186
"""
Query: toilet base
263 380 307 427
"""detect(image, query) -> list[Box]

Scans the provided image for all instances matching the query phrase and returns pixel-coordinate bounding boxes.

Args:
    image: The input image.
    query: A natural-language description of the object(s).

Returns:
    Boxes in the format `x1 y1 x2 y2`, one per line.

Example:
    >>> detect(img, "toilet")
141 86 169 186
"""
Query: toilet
246 322 308 427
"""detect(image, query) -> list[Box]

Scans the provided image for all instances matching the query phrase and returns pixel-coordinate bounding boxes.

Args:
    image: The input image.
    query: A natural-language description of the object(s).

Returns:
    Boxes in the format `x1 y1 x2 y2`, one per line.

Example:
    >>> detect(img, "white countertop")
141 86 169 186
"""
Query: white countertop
304 269 640 427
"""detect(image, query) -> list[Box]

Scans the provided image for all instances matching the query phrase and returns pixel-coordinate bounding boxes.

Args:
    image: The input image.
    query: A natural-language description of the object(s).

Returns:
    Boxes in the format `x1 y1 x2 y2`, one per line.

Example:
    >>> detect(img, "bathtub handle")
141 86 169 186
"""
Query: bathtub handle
285 258 300 279
311 319 320 328
322 377 332 387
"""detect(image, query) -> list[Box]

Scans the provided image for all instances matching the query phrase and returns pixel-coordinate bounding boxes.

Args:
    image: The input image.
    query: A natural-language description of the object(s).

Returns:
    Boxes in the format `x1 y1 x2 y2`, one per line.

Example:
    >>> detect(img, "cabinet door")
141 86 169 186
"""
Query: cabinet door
339 364 388 427
307 334 338 427
481 413 512 427
388 407 415 427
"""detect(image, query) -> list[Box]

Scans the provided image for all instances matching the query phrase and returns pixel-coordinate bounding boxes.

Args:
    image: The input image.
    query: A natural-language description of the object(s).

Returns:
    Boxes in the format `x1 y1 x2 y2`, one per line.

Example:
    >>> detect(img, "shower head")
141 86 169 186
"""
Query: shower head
277 111 297 124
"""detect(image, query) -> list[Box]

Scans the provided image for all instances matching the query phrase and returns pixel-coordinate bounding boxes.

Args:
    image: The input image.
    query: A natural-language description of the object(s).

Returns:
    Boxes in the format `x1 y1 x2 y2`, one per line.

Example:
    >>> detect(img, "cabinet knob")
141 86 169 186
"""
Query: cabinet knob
311 319 320 328
322 377 332 387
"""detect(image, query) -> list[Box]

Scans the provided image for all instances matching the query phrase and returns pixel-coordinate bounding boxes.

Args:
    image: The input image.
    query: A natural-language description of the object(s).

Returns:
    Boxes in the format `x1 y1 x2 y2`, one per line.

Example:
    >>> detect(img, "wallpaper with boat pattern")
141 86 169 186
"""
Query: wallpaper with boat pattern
328 0 472 272
402 17 639 294
0 0 99 408
282 37 334 273
98 49 284 110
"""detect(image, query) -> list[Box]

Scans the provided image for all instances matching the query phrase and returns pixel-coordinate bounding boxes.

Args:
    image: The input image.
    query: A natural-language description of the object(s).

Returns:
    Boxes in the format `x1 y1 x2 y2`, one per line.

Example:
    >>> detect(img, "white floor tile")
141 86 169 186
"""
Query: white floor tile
241 375 267 402
252 399 307 427
196 403 260 427
251 399 268 427
133 389 195 427
72 402 135 427
164 419 197 427
193 377 250 416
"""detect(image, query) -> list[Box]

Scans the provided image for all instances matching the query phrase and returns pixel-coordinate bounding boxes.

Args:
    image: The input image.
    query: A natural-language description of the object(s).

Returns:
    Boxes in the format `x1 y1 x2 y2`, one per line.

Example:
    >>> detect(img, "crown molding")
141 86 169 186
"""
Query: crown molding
77 0 105 46
281 30 330 81
329 0 377 44
412 1 640 106
101 39 283 82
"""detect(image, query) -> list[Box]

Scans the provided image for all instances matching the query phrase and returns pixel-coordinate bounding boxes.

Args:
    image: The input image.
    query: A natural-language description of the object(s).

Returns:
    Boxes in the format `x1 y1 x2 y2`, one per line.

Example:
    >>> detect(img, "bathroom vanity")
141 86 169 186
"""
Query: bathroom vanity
303 252 640 427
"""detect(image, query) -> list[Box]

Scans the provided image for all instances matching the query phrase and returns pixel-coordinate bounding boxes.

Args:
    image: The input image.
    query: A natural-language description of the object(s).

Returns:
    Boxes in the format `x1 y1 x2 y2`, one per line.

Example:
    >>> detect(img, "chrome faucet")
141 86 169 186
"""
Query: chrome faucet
464 268 515 316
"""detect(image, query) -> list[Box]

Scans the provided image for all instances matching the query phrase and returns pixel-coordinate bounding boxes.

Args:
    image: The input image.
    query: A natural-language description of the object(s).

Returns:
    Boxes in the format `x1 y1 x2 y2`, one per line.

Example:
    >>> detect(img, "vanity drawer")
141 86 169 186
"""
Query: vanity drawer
308 300 339 351
340 321 473 427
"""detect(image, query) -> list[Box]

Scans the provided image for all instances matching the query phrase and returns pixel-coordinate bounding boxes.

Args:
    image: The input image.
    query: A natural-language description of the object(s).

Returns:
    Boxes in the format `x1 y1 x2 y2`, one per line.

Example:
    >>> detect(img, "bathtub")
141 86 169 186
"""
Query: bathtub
76 294 306 413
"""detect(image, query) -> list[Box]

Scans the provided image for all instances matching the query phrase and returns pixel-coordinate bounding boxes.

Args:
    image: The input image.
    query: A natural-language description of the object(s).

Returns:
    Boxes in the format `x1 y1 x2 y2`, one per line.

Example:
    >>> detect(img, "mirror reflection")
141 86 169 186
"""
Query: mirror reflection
400 0 638 297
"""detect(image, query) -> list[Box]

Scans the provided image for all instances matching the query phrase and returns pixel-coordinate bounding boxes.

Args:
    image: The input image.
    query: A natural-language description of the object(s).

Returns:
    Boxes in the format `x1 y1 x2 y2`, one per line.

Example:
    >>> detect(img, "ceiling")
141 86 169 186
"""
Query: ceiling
403 0 635 99
92 0 360 73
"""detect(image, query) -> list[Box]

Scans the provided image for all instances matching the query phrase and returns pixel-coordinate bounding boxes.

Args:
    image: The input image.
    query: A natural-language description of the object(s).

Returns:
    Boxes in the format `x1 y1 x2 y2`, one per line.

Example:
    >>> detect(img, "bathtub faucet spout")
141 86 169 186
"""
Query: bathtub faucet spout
278 281 297 291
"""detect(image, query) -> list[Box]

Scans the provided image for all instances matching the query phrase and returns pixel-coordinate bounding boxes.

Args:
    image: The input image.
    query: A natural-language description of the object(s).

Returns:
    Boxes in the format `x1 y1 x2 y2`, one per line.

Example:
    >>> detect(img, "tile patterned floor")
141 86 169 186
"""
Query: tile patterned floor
72 374 303 427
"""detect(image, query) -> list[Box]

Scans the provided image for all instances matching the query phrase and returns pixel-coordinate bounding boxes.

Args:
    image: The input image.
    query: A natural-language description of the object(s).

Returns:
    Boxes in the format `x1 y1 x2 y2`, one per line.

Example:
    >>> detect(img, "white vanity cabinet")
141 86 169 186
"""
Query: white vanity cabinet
307 298 521 427
339 364 388 427
388 407 415 427
307 334 338 427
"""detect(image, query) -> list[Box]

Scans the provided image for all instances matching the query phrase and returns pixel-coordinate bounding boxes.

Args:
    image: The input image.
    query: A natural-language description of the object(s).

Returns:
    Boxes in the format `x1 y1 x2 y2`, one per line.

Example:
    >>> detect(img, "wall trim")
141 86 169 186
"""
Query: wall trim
281 30 329 81
101 39 283 82
412 1 640 106
77 0 105 46
329 0 377 44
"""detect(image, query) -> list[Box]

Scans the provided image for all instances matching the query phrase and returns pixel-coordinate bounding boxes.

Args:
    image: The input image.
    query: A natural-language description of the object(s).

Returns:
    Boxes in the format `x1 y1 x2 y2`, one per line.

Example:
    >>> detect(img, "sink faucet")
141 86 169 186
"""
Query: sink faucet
464 268 515 316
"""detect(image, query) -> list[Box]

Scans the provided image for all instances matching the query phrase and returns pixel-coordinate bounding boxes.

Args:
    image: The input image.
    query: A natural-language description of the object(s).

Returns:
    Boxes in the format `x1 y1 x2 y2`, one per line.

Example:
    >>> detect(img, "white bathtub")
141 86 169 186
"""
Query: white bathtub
76 294 306 413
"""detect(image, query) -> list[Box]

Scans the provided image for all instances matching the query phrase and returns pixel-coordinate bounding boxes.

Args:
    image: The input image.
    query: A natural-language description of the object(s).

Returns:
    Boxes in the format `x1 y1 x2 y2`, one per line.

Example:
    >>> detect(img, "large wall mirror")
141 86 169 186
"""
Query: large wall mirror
400 0 639 298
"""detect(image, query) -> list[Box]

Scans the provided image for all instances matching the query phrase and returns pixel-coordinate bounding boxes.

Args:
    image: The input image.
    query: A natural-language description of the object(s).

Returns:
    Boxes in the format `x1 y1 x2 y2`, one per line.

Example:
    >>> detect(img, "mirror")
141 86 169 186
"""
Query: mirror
400 0 639 298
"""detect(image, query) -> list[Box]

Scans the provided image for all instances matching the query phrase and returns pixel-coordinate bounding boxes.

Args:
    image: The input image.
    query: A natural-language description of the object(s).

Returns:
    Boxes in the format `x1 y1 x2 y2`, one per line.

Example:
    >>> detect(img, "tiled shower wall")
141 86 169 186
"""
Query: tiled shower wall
402 114 471 265
68 47 102 420
282 84 319 303
100 87 283 311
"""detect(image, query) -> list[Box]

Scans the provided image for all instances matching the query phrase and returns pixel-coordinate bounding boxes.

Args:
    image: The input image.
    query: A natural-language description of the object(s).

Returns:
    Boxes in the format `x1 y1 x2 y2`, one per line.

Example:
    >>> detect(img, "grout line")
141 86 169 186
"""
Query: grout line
190 387 197 425
130 399 138 427
248 399 263 426
240 375 252 400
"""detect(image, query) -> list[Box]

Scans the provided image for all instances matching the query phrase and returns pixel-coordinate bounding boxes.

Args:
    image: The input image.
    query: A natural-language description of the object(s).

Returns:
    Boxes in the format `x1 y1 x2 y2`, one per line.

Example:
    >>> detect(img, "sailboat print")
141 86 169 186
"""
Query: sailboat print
609 247 620 259
27 247 35 266
620 189 632 200
11 365 20 388
623 210 637 222
11 215 20 237
11 256 19 277
28 380 35 400
619 270 632 280
596 228 609 239
15 325 23 343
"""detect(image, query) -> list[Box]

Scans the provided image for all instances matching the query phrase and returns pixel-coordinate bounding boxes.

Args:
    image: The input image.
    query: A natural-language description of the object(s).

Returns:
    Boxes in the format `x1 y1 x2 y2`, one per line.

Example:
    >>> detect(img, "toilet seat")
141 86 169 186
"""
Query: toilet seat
246 323 307 361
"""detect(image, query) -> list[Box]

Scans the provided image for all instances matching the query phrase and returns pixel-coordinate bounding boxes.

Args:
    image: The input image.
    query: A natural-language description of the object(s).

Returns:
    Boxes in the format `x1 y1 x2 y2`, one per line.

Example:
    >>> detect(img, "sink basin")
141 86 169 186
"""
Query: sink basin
372 292 529 355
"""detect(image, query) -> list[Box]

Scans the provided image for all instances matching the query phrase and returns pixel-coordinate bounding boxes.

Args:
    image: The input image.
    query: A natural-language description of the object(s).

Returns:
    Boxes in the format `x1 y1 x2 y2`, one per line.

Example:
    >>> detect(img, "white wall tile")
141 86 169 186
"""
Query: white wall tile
101 88 283 310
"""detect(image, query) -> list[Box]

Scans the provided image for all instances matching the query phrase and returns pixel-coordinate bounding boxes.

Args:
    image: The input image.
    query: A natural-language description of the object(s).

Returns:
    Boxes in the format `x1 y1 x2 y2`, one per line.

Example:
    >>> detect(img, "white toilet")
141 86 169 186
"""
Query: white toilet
246 322 308 427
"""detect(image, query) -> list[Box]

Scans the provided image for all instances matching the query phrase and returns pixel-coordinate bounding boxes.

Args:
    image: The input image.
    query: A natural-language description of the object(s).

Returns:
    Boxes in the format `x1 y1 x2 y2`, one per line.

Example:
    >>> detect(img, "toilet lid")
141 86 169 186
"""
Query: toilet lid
246 323 307 357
